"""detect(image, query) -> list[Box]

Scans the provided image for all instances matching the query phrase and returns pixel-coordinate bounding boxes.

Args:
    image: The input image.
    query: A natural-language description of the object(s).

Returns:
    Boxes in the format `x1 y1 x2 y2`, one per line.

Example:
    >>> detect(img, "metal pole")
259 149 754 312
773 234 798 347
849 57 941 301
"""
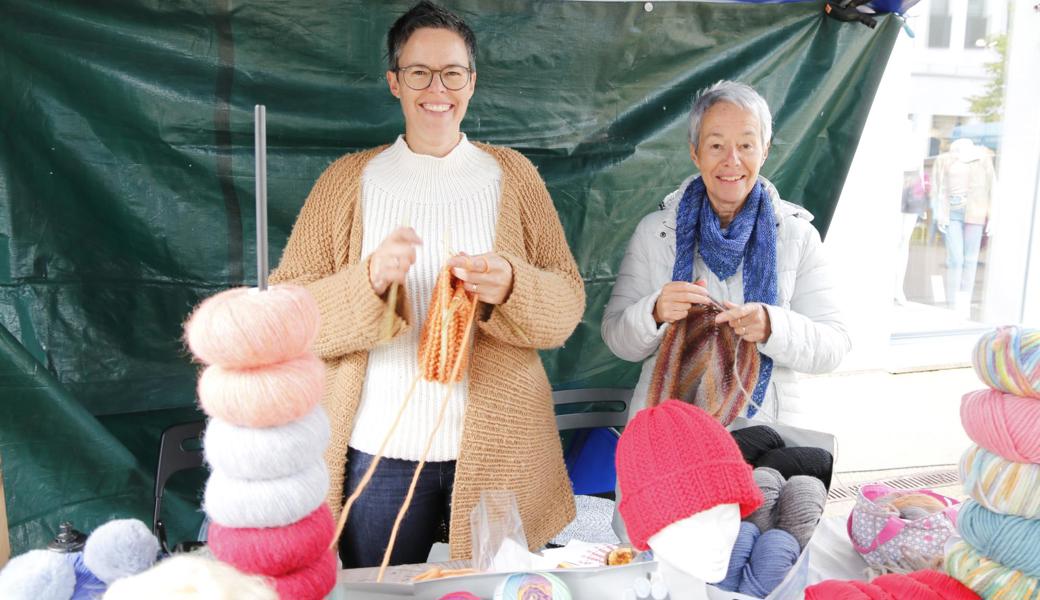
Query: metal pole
254 104 268 291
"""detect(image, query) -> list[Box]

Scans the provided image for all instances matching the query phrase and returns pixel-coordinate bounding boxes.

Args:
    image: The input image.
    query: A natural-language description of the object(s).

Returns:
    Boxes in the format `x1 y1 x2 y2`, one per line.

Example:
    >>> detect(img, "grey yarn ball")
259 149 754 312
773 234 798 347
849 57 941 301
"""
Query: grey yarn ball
745 467 785 532
775 475 827 549
83 518 160 584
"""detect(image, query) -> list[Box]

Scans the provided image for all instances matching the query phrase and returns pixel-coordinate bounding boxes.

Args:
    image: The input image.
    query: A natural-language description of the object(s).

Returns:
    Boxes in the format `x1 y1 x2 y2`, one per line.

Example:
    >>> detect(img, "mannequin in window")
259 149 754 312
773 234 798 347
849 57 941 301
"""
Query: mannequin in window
931 138 996 314
615 400 763 598
895 168 929 306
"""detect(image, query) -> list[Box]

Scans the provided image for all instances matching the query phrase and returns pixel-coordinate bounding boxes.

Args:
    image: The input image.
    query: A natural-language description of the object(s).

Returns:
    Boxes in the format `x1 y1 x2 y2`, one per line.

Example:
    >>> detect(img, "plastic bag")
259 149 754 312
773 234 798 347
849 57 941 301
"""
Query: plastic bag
470 490 529 572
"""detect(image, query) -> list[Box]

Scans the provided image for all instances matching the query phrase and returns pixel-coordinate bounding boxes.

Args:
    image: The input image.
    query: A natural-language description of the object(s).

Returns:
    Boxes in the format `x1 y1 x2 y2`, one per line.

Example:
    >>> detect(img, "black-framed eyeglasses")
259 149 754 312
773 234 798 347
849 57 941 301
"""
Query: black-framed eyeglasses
394 64 472 91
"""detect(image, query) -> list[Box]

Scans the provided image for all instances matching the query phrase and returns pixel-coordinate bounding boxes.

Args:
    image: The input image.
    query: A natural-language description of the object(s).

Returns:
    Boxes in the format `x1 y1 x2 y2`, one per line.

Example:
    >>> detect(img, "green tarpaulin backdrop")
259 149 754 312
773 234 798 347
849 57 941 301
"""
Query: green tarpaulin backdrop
0 0 898 554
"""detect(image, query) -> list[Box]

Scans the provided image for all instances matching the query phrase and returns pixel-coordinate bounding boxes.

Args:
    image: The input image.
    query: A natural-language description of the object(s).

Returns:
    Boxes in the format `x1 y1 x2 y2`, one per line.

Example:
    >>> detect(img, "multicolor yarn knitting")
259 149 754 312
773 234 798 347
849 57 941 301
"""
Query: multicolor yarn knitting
615 400 763 550
647 304 759 426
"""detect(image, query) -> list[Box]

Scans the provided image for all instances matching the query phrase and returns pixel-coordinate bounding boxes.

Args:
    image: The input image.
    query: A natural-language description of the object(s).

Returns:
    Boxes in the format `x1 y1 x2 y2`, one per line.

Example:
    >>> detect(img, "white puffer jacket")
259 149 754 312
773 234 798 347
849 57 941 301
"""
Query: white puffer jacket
601 175 851 422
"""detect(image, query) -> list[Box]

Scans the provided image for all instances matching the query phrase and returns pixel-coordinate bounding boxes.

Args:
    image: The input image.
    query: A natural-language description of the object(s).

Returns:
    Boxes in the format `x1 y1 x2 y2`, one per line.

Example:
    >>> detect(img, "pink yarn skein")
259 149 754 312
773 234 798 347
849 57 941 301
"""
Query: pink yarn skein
208 505 334 577
184 285 319 368
197 354 323 427
268 548 337 600
961 389 1040 463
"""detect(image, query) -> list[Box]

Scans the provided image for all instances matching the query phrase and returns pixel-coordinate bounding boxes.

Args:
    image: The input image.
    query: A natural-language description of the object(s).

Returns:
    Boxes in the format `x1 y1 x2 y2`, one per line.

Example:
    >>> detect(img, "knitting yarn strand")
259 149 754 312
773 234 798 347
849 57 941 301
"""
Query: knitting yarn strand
329 373 421 551
376 291 479 582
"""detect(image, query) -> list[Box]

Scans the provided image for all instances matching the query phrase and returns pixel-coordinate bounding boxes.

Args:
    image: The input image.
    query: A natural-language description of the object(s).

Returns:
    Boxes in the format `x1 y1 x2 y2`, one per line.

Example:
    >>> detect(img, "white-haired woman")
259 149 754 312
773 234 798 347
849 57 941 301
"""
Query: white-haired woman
601 81 850 423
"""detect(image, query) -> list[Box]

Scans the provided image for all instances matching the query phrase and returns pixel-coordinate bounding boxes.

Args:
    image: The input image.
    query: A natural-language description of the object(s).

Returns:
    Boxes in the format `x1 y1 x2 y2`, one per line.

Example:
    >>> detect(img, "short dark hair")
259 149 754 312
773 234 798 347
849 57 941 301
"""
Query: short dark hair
386 1 477 71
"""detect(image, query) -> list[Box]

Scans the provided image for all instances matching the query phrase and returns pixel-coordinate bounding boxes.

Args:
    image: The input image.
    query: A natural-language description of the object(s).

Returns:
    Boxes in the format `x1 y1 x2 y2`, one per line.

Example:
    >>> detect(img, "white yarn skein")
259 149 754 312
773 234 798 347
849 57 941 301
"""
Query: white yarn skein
203 461 329 528
204 406 330 480
83 518 160 584
0 550 75 600
102 554 277 600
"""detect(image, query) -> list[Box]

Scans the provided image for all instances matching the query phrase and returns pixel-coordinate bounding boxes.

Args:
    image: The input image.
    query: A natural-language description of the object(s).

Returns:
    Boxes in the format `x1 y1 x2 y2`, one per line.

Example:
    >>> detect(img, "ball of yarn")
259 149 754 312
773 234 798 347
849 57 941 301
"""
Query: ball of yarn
972 326 1040 399
719 521 760 592
494 572 571 600
101 554 277 600
756 446 834 489
184 285 320 368
208 504 334 577
0 550 76 600
204 461 329 528
776 475 827 549
731 425 786 464
204 406 330 480
961 388 1040 463
945 540 1040 600
960 444 1040 519
958 500 1040 577
806 570 981 600
439 594 482 600
268 548 337 600
83 519 160 584
875 492 947 521
738 528 801 598
197 354 324 428
745 467 785 532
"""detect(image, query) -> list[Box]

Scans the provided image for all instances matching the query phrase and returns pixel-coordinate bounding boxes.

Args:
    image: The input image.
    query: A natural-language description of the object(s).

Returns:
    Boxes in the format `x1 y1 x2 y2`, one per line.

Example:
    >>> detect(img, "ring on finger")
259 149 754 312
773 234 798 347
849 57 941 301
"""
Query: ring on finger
470 283 478 294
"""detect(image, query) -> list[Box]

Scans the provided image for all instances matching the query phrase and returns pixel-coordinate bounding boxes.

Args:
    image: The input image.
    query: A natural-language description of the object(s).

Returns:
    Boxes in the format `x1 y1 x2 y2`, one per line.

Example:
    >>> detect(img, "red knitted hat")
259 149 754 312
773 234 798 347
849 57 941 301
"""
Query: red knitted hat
616 399 764 550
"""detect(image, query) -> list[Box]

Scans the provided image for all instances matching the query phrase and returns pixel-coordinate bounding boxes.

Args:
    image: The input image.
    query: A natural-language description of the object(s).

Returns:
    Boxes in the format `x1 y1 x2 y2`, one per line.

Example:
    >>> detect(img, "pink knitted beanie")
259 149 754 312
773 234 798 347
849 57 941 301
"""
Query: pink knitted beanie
616 399 764 550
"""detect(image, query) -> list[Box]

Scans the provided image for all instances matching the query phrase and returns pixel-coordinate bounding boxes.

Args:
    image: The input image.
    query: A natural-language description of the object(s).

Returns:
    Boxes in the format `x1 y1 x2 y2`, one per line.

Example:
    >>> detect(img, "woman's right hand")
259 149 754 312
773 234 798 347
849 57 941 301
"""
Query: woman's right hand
368 227 422 296
653 280 714 324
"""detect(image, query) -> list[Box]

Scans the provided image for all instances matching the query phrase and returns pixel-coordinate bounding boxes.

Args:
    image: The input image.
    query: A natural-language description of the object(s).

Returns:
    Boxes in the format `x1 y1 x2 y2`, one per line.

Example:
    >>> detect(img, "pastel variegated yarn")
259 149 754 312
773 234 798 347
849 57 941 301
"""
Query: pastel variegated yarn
972 326 1040 399
946 540 1040 600
961 444 1040 519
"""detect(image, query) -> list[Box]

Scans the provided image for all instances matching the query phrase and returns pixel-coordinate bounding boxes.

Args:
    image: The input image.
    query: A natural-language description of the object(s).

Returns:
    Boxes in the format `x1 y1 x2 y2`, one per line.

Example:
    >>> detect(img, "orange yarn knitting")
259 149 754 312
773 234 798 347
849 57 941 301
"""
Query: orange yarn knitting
419 265 478 383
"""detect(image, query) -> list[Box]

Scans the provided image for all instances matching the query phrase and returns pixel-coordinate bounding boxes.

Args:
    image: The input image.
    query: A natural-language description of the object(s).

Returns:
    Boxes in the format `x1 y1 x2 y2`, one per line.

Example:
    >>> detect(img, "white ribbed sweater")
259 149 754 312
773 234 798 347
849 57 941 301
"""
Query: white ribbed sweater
349 134 501 461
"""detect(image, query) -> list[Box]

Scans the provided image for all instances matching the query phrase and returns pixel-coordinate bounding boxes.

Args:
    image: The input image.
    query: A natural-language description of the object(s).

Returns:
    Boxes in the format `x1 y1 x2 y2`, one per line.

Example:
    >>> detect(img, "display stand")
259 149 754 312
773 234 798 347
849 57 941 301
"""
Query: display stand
0 453 10 568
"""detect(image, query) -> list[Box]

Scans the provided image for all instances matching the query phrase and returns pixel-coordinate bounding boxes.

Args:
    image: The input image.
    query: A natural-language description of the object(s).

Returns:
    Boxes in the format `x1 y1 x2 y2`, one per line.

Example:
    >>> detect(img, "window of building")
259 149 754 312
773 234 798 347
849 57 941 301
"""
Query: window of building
965 0 990 48
928 0 953 48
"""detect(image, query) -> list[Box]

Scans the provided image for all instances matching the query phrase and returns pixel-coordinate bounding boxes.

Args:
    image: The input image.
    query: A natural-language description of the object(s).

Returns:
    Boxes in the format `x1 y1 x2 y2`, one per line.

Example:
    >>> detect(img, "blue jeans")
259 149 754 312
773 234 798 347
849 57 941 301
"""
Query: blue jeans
944 202 984 306
339 447 455 568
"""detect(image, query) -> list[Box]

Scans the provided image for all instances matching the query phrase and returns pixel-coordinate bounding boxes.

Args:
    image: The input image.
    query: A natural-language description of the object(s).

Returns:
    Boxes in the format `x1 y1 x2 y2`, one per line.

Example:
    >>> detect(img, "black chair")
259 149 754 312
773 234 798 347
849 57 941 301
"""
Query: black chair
552 388 632 432
153 420 206 554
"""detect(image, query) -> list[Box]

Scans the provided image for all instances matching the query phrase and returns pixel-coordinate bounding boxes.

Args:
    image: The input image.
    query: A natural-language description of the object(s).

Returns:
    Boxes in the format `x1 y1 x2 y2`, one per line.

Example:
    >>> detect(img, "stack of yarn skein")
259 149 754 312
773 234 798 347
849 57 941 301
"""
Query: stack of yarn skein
185 285 336 600
946 326 1040 600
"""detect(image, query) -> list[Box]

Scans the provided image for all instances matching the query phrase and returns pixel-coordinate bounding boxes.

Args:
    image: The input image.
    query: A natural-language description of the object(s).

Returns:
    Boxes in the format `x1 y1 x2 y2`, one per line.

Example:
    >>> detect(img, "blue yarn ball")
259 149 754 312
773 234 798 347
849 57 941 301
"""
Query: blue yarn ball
0 549 76 600
739 529 801 598
64 552 106 600
718 522 760 592
959 500 1040 578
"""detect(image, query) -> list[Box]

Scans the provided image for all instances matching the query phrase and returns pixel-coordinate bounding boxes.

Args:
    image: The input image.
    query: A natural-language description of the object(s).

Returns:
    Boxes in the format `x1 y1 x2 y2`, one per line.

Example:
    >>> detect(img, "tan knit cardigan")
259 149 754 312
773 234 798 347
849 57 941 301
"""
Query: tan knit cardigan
270 143 584 559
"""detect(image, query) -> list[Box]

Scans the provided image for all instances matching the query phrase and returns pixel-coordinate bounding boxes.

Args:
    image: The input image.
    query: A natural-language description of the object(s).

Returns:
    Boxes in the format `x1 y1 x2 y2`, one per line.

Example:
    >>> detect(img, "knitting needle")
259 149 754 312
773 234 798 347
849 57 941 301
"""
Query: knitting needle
255 104 269 291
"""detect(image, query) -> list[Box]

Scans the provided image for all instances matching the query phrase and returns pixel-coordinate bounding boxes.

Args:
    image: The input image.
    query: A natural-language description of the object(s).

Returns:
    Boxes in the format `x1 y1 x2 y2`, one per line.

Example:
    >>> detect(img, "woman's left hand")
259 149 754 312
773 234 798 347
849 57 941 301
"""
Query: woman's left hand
715 301 772 344
448 252 514 305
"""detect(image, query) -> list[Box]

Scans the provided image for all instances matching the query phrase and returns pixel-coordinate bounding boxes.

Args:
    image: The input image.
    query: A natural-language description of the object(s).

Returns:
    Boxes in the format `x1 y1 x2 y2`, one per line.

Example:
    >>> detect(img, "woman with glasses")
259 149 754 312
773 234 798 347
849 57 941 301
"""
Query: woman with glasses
271 1 584 568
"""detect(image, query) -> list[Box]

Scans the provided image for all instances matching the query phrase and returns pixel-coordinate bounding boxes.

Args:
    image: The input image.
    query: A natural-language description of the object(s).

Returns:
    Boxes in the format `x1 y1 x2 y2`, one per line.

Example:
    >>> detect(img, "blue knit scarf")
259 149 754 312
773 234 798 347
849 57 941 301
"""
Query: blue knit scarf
671 176 777 416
